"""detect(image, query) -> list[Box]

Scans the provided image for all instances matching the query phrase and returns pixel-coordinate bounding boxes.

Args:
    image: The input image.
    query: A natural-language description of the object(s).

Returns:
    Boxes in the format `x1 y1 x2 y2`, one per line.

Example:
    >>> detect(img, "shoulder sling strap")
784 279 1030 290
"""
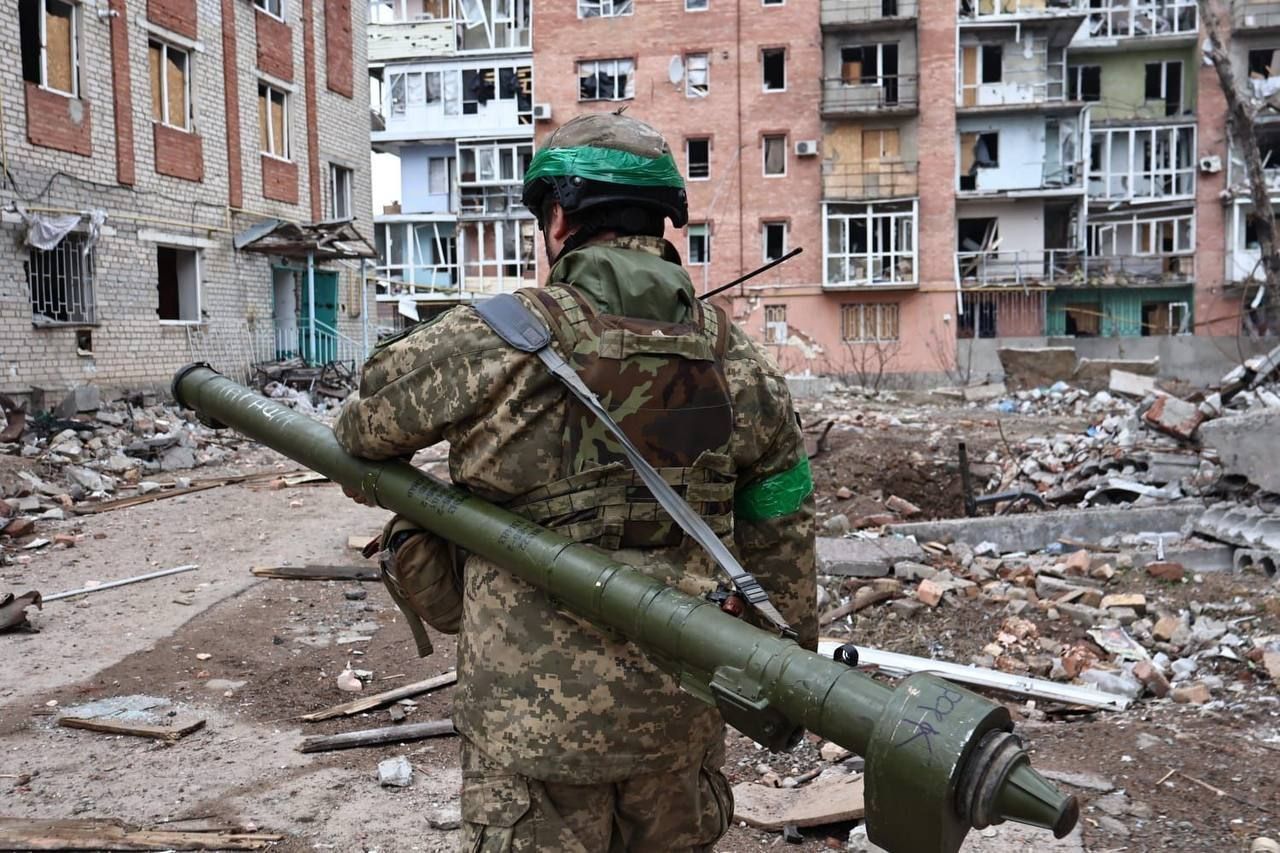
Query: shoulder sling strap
475 293 792 635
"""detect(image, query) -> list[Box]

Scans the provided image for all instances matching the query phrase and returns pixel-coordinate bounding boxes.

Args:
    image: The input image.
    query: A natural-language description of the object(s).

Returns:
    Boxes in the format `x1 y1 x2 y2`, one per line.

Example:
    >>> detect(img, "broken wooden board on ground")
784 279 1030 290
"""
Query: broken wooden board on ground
251 564 380 582
280 472 329 487
348 534 378 551
58 715 205 743
71 471 302 516
0 817 283 850
297 718 456 753
732 772 865 829
300 671 457 721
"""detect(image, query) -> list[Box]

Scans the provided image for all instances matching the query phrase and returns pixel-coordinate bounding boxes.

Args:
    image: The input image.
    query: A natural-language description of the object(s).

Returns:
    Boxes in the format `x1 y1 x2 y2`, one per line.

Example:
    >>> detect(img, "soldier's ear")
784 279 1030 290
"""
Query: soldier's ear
548 203 574 243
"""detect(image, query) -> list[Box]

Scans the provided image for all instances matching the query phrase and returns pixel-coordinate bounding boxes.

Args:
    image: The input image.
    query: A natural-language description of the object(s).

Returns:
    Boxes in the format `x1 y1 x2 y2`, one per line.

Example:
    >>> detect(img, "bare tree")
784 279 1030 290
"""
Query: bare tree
829 339 903 392
1199 0 1280 317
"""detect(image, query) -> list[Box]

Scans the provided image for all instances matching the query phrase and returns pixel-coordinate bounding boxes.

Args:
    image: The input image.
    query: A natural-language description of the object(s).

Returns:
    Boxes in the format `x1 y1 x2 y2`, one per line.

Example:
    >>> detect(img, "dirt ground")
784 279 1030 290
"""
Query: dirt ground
2 406 1278 852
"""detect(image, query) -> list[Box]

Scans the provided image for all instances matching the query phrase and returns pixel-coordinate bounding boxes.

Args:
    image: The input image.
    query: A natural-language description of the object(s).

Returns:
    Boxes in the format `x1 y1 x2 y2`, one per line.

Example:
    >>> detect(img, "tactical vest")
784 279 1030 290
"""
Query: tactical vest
504 283 737 552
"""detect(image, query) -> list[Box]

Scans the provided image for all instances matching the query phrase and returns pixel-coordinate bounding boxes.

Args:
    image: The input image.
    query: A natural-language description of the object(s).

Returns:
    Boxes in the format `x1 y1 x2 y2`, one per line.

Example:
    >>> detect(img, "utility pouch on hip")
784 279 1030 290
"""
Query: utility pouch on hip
377 517 465 658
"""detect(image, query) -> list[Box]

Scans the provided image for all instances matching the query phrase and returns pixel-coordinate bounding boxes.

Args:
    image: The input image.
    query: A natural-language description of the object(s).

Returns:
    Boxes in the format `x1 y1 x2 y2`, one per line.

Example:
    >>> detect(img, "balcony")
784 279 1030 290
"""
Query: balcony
457 184 527 217
1080 253 1194 286
820 0 917 28
821 76 918 117
1079 0 1198 43
1234 0 1280 31
823 160 918 201
959 0 1087 24
367 0 530 61
956 248 1083 288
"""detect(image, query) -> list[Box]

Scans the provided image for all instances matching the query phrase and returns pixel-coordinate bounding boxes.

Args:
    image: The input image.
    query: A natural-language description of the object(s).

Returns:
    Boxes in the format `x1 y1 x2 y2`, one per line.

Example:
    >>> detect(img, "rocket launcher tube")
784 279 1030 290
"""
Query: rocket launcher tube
172 364 1078 853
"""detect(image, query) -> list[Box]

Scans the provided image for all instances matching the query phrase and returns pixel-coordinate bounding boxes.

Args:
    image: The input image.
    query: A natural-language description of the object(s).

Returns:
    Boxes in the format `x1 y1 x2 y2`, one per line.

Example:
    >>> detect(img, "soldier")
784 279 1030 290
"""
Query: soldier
334 112 816 852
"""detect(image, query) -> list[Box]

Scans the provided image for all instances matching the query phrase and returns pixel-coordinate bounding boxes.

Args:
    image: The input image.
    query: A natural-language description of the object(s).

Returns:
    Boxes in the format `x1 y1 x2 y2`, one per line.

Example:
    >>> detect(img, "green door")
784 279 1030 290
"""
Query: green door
299 270 339 364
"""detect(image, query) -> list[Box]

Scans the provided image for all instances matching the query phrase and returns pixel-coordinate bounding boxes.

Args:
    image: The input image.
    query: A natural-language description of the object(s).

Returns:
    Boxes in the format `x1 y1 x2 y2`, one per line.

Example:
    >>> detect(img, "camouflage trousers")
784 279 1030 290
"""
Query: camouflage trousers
458 737 733 853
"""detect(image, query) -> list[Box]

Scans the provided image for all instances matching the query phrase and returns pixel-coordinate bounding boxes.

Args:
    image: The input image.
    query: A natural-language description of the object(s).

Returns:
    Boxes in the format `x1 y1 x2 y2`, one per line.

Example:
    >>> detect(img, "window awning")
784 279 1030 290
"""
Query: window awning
234 218 377 261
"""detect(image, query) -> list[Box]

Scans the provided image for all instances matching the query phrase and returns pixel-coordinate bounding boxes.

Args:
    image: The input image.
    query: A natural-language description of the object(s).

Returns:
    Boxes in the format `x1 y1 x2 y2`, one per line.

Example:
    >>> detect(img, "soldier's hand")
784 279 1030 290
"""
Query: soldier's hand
342 484 371 506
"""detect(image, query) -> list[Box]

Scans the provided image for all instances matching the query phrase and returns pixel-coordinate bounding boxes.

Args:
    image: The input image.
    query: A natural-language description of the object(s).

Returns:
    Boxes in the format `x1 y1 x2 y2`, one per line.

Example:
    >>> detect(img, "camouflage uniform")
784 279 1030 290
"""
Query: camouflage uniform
334 235 816 851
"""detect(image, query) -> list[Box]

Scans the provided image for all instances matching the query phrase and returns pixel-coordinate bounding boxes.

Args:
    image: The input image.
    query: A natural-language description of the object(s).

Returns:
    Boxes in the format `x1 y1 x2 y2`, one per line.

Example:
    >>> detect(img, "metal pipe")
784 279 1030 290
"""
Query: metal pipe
171 365 1078 853
307 250 317 365
45 565 199 602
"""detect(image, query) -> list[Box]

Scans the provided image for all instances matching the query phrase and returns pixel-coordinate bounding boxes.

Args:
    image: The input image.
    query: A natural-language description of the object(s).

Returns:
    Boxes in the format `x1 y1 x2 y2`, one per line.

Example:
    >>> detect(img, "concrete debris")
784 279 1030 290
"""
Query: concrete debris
816 536 923 578
1109 369 1156 398
377 755 413 788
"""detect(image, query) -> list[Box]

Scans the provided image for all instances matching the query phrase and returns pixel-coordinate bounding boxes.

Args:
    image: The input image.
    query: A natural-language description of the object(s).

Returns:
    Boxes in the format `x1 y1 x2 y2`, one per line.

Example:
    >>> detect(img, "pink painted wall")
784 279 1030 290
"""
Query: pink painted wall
1195 22 1238 336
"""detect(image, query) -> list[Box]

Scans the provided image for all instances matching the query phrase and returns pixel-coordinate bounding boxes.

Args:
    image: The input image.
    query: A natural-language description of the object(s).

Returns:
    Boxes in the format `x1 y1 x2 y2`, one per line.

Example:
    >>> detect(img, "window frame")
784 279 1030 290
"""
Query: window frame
764 304 788 344
687 223 711 265
685 0 709 10
254 0 285 22
761 46 787 92
149 39 192 130
427 155 453 196
762 221 788 263
155 245 203 325
27 232 97 326
686 137 711 181
824 200 917 287
685 52 709 98
576 57 636 102
38 0 79 98
329 164 353 220
763 133 788 177
840 302 901 342
259 81 291 160
1067 64 1102 102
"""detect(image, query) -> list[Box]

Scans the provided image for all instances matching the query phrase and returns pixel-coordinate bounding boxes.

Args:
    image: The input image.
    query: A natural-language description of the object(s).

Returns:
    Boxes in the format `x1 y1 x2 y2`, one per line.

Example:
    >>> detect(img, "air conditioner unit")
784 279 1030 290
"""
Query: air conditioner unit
533 103 552 121
795 140 819 157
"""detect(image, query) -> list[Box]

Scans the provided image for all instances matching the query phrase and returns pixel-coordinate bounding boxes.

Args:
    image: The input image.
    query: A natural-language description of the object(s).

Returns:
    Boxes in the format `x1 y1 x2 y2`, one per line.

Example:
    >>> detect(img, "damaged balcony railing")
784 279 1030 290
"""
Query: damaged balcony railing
822 75 918 115
820 0 917 26
1082 252 1194 286
823 161 919 201
955 248 1084 287
1083 0 1197 39
1234 0 1280 29
960 0 1083 19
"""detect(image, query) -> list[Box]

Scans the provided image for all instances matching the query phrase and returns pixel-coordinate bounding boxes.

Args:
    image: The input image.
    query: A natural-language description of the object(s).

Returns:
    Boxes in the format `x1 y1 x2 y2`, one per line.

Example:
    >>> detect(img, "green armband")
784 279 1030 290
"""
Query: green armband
735 457 813 522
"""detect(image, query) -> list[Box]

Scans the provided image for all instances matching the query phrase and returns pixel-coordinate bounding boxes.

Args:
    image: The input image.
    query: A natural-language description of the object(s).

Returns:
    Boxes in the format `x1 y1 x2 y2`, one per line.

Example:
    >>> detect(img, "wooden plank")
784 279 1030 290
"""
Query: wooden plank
348 534 377 551
732 772 865 830
58 716 206 743
297 718 455 753
0 818 282 851
301 671 457 721
252 564 380 582
71 471 296 516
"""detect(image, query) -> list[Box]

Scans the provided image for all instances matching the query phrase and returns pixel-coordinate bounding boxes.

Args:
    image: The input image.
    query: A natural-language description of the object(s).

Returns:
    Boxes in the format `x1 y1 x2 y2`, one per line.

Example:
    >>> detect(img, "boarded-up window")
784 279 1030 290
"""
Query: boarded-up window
862 128 900 161
259 82 289 158
764 134 787 176
24 0 79 95
1063 303 1100 336
840 303 900 342
149 40 190 129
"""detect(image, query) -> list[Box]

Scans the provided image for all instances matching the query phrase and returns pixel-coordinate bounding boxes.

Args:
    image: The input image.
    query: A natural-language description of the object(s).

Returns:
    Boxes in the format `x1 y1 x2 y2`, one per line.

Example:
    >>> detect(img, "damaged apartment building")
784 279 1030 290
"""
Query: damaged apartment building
1 0 374 395
368 0 535 327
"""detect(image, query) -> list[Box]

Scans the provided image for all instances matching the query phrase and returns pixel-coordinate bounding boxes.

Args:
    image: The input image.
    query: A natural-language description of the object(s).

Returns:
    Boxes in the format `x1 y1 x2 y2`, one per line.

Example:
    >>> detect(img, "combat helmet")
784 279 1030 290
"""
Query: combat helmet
521 112 690 246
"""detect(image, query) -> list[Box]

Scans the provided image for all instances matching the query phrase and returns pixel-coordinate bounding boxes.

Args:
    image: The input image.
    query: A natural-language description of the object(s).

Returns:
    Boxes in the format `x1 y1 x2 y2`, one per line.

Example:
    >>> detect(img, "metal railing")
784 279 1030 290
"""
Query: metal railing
259 321 369 367
823 161 919 201
820 0 917 25
822 76 919 115
1082 0 1198 39
28 236 97 326
958 77 1066 108
1234 1 1280 29
955 249 1083 287
1080 253 1194 286
959 0 1083 18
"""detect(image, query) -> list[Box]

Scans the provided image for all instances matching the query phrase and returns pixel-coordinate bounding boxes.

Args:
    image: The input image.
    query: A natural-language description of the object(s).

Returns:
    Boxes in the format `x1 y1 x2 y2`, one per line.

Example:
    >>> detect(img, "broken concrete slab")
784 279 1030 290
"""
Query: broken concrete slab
732 771 865 829
1109 369 1157 398
1131 546 1234 574
816 536 923 577
1196 503 1280 552
998 347 1078 391
1198 410 1280 494
54 385 101 418
888 503 1205 553
1074 357 1159 389
1143 395 1205 441
963 382 1008 403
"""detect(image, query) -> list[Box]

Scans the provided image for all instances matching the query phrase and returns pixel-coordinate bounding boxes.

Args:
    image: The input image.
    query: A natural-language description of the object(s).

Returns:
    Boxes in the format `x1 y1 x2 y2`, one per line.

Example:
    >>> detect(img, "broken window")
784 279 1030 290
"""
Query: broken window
20 0 78 97
1141 300 1189 336
685 53 709 97
1068 65 1101 102
149 40 191 130
687 138 710 180
1063 303 1100 337
840 303 900 342
329 164 353 220
957 294 997 339
578 58 635 101
763 134 787 176
28 233 96 325
1249 48 1280 78
686 0 709 9
763 221 788 262
958 217 998 253
825 201 915 286
462 67 496 114
762 48 786 91
258 82 289 158
156 246 201 323
1144 60 1182 115
688 223 711 265
764 305 787 343
254 0 284 19
578 0 633 16
959 132 999 189
981 44 1002 83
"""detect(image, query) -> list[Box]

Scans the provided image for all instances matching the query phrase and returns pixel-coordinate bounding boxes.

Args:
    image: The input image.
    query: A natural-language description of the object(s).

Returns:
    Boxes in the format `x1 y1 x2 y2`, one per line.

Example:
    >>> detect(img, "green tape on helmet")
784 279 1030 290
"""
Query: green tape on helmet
734 457 814 522
524 145 686 190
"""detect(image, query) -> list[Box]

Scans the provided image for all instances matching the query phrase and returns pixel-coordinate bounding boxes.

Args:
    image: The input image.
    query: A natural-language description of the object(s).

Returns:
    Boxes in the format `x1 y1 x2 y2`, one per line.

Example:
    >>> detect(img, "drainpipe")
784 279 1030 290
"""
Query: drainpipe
307 250 317 365
360 258 369 357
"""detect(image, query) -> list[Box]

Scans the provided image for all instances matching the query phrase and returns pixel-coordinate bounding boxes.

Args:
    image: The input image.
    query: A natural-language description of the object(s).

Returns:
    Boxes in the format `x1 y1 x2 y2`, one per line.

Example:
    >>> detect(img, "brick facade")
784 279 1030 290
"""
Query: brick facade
154 123 205 182
324 0 353 97
25 84 93 157
302 0 323 220
109 0 136 185
146 0 198 39
255 9 294 82
1 0 372 394
261 154 300 203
